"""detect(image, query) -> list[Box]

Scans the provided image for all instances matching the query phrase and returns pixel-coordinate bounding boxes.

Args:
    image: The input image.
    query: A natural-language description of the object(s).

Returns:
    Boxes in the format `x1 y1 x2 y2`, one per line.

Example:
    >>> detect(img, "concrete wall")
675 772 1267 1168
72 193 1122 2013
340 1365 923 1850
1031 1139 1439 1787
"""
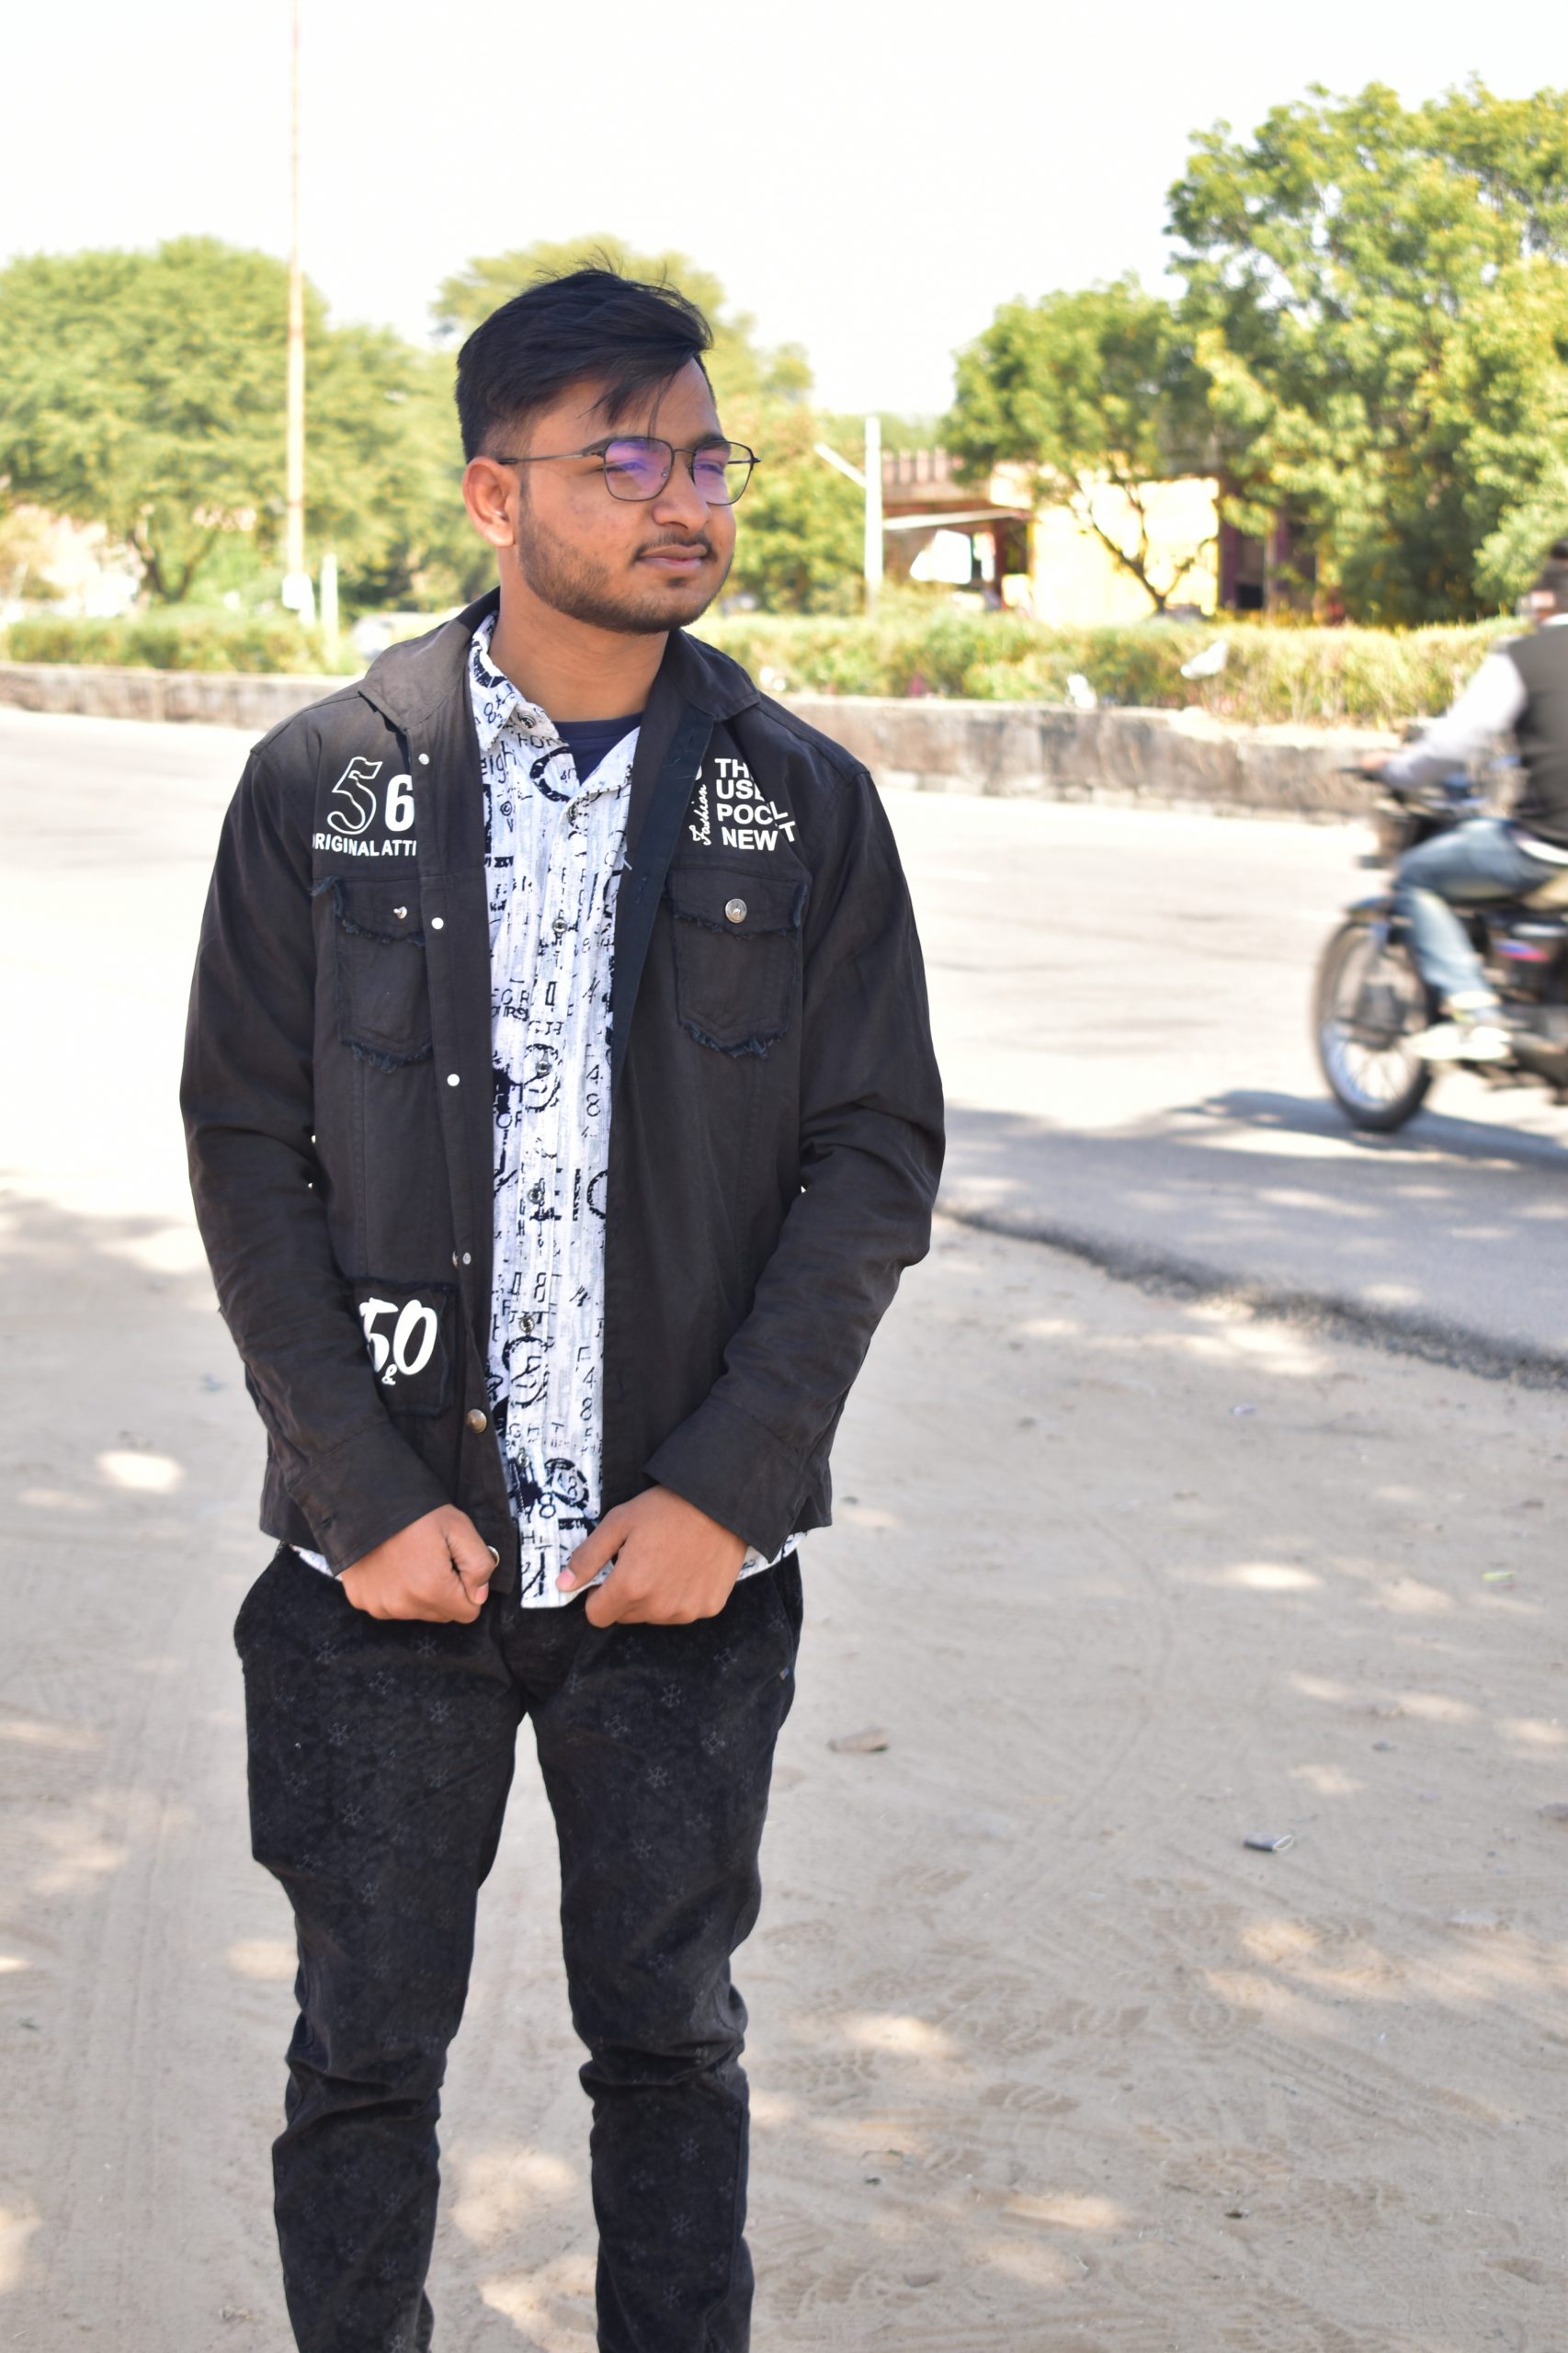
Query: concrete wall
784 693 1392 821
0 660 1392 820
0 660 347 732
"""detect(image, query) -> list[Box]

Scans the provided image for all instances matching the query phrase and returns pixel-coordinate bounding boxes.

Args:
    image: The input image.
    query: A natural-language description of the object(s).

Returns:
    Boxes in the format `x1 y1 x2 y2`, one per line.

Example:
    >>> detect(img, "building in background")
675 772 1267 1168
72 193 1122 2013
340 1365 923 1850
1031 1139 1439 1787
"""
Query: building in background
881 452 1318 624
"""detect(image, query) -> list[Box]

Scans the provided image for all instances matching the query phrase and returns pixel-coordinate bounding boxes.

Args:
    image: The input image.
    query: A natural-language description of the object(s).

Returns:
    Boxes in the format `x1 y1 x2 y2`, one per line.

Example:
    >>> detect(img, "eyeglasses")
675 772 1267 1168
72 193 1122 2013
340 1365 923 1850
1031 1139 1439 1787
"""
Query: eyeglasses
492 437 757 506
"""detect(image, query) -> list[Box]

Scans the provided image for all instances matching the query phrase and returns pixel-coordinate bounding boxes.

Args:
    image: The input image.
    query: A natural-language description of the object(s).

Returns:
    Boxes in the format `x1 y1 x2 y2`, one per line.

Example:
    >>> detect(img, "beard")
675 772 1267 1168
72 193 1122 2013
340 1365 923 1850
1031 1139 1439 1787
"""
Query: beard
515 506 733 634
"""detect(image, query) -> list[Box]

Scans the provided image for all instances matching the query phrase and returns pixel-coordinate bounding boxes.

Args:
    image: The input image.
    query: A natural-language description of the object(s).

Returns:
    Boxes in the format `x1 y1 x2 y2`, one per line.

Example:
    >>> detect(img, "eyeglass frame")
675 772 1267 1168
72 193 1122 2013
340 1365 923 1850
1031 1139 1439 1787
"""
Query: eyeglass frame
487 435 759 506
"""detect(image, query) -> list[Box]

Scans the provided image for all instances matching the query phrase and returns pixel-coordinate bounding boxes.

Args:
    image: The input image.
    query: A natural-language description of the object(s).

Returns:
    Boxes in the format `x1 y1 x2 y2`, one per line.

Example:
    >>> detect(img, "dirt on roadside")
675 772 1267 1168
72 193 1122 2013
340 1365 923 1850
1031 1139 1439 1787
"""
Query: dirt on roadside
1 1199 1563 2353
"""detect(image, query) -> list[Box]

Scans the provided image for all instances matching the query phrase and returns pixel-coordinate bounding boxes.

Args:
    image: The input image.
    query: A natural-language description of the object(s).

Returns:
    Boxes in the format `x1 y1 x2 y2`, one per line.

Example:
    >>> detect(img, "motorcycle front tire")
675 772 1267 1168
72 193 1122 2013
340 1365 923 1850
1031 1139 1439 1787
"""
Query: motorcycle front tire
1313 918 1434 1132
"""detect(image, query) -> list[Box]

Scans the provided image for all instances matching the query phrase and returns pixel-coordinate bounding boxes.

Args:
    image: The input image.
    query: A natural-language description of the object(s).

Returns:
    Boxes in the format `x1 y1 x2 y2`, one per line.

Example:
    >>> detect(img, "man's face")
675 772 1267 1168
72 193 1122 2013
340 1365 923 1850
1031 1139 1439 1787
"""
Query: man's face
465 359 737 634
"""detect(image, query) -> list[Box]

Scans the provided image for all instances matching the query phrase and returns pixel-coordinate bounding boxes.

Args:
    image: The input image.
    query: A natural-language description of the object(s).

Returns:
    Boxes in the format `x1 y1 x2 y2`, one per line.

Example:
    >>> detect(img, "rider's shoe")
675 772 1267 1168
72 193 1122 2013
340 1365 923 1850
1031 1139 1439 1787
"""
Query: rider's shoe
1410 1017 1511 1063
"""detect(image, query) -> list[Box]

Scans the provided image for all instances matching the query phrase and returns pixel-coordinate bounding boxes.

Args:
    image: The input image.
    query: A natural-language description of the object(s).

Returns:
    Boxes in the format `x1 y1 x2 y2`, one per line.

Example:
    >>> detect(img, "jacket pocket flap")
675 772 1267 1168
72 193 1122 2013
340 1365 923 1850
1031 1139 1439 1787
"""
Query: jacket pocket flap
316 873 425 943
665 864 806 936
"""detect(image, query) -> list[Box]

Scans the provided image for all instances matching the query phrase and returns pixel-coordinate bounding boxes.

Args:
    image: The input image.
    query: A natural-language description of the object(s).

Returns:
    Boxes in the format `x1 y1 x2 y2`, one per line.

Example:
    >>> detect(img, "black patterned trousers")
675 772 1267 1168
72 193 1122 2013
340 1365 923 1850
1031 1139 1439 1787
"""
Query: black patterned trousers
234 1545 802 2353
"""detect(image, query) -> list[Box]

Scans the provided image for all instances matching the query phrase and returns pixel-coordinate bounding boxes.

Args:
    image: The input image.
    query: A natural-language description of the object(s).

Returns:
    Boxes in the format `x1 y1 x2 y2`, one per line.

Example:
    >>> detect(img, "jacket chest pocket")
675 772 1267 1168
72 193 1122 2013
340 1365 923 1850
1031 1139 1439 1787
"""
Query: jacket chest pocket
665 863 807 1057
321 876 432 1067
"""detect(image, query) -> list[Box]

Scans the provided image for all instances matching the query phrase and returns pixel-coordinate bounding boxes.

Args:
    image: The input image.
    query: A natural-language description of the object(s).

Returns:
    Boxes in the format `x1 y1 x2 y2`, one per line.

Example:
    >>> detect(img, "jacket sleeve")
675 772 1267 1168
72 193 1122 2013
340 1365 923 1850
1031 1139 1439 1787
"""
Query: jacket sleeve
181 745 449 1569
645 766 944 1552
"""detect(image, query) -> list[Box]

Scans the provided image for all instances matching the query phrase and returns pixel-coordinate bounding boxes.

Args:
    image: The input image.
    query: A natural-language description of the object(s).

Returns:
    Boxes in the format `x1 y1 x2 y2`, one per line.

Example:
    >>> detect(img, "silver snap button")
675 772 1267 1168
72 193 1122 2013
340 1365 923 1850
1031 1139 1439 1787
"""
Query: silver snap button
430 916 445 930
417 753 430 767
461 1251 472 1266
447 1073 460 1086
724 897 747 924
392 905 407 920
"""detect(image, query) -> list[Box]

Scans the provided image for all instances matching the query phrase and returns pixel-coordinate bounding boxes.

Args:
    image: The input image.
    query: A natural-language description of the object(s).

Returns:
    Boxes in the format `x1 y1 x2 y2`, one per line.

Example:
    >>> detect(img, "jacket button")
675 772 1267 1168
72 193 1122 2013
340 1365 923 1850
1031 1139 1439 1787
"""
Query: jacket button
430 915 445 930
724 897 747 924
466 1408 488 1433
447 1073 460 1086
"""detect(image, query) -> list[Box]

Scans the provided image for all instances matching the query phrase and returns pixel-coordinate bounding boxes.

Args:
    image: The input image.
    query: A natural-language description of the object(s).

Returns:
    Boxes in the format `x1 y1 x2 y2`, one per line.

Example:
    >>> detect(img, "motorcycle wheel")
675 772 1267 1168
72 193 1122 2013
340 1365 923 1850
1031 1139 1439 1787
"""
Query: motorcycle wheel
1314 919 1433 1131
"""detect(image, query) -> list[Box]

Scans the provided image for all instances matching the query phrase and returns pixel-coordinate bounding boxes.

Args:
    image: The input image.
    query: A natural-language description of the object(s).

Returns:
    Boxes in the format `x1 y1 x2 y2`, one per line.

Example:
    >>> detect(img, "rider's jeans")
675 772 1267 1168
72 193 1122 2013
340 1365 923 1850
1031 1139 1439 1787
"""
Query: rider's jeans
1393 818 1556 1011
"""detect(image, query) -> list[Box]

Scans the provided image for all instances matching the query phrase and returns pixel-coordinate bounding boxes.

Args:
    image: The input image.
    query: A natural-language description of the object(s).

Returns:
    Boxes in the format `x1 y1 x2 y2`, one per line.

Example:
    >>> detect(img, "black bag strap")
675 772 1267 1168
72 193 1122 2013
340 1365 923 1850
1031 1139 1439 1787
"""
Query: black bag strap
610 704 714 1091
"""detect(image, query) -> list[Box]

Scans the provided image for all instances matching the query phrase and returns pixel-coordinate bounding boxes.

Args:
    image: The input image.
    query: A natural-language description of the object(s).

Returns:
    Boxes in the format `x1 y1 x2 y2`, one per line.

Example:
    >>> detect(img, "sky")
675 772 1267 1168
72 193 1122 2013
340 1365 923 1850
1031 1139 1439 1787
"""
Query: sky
6 0 1566 418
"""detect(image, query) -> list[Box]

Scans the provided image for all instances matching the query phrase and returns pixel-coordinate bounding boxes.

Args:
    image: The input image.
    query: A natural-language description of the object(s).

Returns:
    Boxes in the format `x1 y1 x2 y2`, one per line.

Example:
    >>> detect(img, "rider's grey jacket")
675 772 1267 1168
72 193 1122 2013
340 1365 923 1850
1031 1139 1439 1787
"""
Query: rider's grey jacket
181 593 944 1587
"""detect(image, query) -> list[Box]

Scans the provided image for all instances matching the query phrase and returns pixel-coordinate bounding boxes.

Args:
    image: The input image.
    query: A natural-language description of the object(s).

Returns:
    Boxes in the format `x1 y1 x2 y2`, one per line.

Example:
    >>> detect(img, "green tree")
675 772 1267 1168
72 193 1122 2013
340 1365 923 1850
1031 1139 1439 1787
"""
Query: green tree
944 278 1214 610
1169 81 1568 621
0 236 465 608
436 233 863 612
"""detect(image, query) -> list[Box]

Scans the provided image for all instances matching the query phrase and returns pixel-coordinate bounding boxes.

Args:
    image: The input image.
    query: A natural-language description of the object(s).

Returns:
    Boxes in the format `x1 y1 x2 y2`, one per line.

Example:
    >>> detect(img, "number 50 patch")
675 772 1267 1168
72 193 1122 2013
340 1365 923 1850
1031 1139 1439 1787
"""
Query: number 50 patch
349 1278 457 1416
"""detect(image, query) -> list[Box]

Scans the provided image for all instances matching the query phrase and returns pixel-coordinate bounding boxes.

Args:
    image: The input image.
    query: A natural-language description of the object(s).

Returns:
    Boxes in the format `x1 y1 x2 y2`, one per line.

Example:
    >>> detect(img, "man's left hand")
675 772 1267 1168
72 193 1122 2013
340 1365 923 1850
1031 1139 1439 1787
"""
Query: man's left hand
560 1486 747 1627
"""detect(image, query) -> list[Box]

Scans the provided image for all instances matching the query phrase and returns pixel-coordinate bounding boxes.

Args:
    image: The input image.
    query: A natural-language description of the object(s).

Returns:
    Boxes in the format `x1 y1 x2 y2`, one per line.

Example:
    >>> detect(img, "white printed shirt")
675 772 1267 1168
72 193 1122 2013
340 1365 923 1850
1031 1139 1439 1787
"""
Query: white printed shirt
301 616 788 1597
472 615 633 1601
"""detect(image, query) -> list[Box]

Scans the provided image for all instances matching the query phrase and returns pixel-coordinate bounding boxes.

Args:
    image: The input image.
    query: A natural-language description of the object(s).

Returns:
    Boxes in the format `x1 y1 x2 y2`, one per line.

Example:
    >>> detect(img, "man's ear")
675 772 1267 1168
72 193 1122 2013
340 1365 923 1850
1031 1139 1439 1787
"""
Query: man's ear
462 458 518 551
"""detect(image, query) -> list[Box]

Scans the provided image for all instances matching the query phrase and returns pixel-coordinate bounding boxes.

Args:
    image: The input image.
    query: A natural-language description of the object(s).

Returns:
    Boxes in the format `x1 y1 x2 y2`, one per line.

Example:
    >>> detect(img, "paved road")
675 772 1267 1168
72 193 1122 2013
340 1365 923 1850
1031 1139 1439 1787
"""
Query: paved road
886 790 1568 1376
4 707 1564 1371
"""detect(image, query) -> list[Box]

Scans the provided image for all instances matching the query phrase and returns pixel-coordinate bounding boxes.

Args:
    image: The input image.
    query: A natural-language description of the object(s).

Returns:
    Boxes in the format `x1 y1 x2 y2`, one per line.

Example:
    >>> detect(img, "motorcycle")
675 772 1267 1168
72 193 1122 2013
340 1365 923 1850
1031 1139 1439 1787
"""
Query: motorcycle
1314 768 1568 1131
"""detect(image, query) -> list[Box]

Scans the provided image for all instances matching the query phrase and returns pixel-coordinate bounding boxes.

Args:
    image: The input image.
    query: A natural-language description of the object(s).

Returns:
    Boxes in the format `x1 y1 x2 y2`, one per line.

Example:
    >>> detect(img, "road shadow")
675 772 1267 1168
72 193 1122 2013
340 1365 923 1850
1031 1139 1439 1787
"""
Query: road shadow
939 1091 1568 1382
1189 1085 1568 1173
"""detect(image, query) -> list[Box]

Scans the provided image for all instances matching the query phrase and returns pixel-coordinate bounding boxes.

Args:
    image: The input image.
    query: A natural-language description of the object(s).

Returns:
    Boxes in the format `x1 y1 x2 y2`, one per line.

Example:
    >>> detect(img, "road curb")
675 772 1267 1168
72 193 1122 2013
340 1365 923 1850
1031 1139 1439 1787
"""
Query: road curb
937 1191 1568 1391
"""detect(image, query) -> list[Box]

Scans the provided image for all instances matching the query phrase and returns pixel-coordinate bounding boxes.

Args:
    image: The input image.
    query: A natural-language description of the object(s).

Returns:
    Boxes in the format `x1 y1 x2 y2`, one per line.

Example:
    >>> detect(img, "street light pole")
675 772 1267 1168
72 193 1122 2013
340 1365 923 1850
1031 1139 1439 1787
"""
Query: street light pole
862 413 882 619
812 417 884 617
281 0 312 627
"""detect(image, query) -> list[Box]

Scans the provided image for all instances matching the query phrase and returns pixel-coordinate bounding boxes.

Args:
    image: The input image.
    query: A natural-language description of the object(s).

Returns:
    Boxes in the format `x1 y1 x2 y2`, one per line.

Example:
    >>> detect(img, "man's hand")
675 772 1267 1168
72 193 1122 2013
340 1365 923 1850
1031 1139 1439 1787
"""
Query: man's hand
339 1505 494 1622
560 1487 747 1627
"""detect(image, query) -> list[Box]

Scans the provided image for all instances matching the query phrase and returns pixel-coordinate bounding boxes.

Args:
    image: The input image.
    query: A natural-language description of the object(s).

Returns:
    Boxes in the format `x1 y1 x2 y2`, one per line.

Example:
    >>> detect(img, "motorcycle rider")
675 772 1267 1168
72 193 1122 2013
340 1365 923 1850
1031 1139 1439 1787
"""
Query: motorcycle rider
1369 551 1568 1062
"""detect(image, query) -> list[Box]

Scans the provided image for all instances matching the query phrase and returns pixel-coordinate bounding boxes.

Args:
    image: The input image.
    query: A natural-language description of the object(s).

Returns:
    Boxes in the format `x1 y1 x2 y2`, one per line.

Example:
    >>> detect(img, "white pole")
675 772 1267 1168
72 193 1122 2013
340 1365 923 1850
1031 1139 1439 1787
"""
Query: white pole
320 548 338 661
863 414 883 618
281 0 311 624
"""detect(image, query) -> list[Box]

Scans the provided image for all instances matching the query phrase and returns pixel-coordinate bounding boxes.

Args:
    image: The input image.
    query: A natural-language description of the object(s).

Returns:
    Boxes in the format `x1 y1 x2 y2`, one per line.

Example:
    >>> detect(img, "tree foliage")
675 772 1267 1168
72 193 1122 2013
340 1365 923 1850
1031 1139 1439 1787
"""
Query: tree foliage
946 83 1568 625
1168 81 1568 621
945 277 1214 610
0 237 472 607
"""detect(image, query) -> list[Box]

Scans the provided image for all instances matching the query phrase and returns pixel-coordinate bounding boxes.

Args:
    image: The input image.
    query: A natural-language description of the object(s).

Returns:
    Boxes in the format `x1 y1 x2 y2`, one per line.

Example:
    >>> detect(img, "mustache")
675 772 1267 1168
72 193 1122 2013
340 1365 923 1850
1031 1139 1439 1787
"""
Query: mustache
635 529 714 559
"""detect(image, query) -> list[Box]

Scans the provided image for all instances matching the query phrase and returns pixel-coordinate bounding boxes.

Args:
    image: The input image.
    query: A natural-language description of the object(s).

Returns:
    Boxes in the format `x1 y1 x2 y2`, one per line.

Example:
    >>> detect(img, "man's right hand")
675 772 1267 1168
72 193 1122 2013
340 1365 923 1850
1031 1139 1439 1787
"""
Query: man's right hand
339 1505 495 1622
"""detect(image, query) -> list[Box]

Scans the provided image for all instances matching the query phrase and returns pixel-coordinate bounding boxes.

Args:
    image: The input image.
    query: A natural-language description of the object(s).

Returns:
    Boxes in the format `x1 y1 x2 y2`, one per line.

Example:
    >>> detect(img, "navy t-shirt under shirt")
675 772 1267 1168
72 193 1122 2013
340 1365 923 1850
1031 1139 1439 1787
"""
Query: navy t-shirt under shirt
557 712 642 780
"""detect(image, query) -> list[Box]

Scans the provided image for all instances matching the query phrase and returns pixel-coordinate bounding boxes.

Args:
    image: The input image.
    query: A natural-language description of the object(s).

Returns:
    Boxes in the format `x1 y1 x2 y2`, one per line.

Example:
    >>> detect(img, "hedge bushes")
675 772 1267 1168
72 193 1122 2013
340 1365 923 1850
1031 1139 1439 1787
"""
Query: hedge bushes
1 608 344 674
699 610 1513 729
2 603 1516 727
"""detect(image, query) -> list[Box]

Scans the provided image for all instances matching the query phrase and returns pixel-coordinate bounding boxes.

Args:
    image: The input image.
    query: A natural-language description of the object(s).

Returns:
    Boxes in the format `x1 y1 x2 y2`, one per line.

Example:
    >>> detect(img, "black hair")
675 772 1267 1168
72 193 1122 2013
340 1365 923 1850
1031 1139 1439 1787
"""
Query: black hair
455 267 713 461
1534 551 1568 610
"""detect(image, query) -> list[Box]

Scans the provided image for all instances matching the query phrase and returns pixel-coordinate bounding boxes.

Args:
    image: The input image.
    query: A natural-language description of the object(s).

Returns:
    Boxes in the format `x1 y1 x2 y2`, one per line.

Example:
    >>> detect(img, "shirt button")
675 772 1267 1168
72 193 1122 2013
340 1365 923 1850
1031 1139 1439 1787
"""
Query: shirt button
430 915 445 930
465 1408 488 1433
446 1073 460 1086
461 1251 472 1266
724 897 747 924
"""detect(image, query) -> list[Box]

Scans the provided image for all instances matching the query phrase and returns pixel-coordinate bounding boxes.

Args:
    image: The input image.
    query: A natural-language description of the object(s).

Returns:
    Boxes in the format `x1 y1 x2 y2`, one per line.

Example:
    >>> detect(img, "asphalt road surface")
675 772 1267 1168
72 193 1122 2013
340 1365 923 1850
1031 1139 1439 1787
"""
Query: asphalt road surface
1 707 1563 2353
892 789 1568 1377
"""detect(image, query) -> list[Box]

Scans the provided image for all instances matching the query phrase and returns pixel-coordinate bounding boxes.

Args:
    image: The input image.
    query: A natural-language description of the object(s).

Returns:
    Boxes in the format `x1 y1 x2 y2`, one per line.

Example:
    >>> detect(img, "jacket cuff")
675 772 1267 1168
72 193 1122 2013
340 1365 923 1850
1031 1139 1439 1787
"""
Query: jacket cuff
645 1392 803 1560
286 1416 451 1574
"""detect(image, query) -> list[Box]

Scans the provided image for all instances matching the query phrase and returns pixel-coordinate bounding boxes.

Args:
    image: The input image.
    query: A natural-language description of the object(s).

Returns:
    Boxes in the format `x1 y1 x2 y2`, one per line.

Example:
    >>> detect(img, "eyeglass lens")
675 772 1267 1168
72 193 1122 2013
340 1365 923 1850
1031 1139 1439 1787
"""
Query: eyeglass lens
601 440 754 506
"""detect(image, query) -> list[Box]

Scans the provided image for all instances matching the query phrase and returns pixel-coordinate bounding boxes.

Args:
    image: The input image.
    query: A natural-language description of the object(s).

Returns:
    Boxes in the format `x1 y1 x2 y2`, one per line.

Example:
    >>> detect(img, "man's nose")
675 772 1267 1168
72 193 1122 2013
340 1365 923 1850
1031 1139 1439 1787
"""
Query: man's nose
649 454 710 531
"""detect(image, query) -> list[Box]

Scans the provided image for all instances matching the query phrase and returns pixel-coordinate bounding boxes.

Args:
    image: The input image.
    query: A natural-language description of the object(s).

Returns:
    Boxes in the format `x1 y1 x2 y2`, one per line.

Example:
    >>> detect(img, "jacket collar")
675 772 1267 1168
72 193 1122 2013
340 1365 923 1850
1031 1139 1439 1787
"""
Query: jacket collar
355 586 761 736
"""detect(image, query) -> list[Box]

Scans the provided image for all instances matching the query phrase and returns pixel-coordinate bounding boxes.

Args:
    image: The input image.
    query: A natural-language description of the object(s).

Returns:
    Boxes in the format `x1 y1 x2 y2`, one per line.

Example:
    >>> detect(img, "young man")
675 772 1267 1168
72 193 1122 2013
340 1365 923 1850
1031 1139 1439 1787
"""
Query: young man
182 268 943 2352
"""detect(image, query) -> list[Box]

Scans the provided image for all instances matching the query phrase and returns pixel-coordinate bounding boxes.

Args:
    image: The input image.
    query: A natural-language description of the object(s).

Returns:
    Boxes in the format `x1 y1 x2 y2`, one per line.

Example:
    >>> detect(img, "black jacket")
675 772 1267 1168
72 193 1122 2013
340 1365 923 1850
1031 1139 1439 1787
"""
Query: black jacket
181 593 944 1587
1506 625 1568 849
